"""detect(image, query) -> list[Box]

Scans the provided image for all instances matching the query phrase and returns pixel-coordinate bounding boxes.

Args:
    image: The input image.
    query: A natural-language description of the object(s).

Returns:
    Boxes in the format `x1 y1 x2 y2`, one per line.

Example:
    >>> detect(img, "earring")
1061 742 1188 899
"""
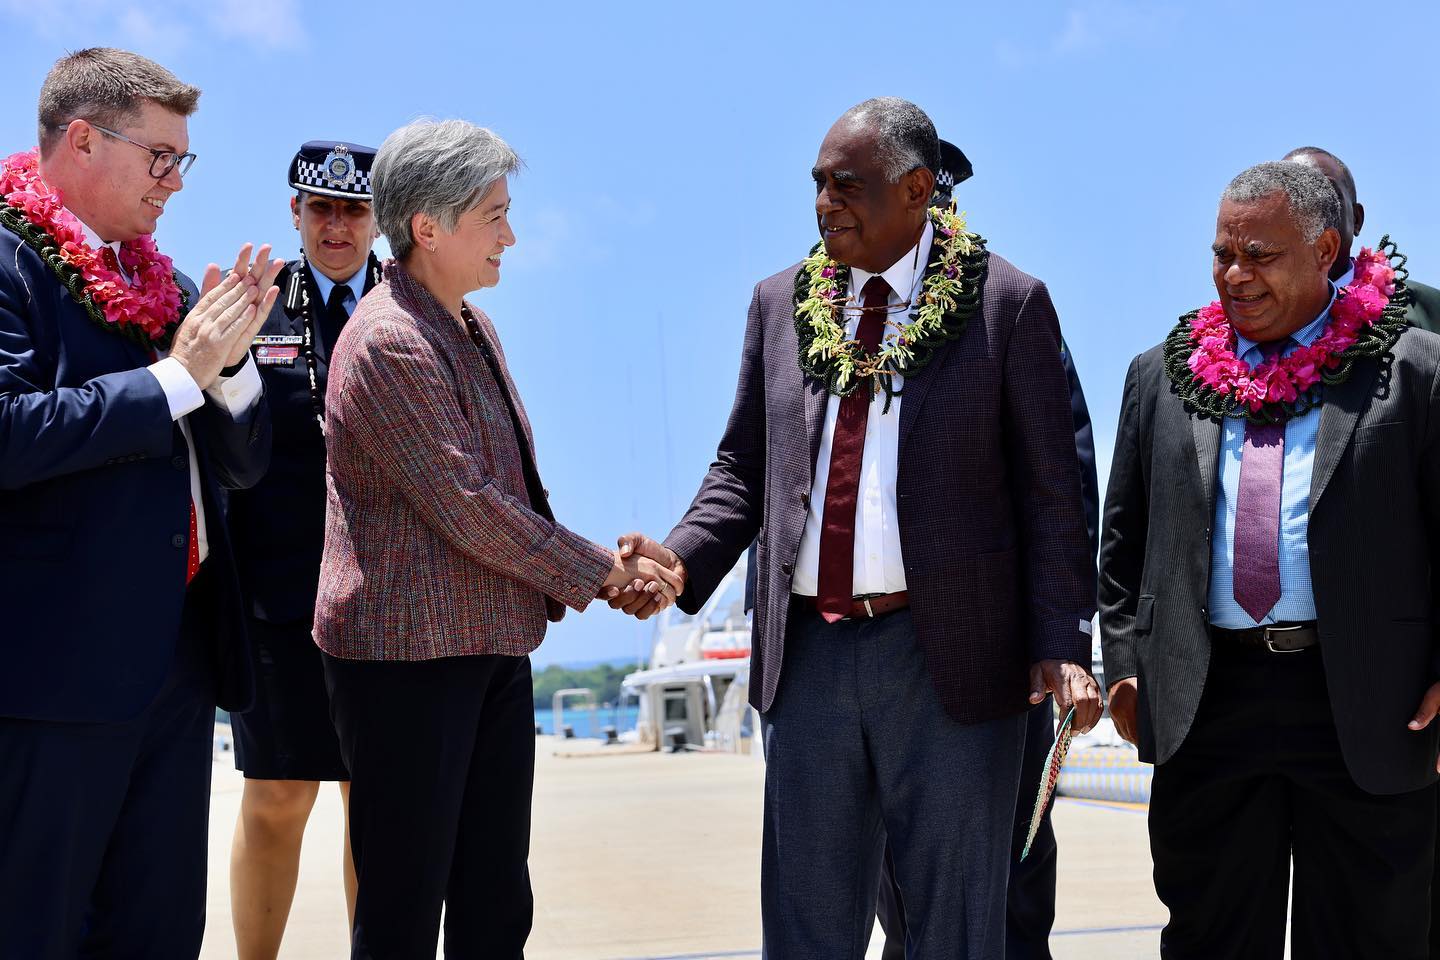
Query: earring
429 243 437 252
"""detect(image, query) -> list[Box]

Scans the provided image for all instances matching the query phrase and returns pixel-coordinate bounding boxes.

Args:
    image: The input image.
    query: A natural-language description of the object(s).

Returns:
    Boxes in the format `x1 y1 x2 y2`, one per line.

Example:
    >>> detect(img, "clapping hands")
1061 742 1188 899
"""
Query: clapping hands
169 243 284 389
600 532 688 621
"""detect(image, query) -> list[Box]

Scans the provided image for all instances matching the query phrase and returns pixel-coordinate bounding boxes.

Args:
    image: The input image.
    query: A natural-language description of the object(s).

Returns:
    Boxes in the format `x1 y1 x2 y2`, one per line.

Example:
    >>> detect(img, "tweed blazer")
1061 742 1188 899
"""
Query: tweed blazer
314 262 613 661
1099 325 1440 795
665 252 1096 725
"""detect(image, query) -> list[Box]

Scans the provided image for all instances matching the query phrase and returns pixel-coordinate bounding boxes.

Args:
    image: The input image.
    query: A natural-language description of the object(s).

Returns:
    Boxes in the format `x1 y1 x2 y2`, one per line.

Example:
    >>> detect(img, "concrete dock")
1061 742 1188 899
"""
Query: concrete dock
200 738 1166 959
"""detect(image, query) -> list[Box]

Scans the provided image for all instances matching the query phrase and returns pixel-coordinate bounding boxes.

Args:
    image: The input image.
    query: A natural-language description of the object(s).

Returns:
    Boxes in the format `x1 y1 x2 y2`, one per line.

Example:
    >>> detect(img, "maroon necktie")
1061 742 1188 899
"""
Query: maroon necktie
815 276 890 623
1232 340 1287 622
99 244 123 277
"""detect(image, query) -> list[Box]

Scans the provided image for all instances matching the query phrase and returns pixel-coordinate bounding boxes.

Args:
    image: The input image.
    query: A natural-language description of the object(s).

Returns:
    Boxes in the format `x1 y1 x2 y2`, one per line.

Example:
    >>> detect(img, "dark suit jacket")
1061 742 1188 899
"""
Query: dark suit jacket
227 257 377 624
666 252 1096 724
740 339 1102 613
0 230 270 722
1099 326 1440 795
1407 279 1440 334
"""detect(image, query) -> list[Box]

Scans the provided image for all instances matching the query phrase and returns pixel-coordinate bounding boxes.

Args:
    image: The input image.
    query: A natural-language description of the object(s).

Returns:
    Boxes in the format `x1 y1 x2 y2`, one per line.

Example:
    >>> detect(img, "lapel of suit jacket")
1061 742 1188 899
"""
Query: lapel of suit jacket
1310 358 1379 510
280 263 308 338
897 339 957 455
468 303 539 458
803 373 828 477
1190 410 1222 515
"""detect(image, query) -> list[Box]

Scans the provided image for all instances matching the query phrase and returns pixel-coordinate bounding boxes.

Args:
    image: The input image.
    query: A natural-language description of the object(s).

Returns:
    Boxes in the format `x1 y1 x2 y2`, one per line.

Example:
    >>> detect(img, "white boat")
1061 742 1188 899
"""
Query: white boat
620 554 761 755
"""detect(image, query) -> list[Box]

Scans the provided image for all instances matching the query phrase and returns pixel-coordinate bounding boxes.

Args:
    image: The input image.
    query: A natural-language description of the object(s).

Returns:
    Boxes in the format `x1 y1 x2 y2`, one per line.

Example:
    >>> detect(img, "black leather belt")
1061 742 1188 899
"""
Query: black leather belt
1210 621 1319 653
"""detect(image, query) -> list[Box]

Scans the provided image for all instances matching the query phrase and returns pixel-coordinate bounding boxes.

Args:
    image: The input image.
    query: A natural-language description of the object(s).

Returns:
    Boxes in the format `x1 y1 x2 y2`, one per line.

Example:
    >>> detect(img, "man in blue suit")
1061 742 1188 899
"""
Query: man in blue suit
0 48 281 959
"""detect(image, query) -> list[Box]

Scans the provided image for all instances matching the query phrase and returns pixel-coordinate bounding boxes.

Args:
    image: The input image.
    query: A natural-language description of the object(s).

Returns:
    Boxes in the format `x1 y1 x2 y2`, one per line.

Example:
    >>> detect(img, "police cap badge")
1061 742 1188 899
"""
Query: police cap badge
288 140 377 200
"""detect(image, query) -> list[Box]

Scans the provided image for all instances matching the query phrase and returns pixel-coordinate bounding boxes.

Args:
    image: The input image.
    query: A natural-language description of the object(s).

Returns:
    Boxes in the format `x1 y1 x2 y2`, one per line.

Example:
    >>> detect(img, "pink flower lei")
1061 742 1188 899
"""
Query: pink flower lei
0 149 187 349
1164 240 1410 423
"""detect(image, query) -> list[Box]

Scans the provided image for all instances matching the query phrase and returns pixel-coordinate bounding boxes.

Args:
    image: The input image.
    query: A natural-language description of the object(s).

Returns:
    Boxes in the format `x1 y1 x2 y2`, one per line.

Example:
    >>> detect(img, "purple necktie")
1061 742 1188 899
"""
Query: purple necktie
1232 340 1287 622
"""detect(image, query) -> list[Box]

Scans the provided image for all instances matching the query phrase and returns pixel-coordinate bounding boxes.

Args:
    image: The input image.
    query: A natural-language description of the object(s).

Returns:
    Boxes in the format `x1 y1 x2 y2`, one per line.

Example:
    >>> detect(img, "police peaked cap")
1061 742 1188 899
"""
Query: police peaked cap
288 140 377 200
932 139 973 203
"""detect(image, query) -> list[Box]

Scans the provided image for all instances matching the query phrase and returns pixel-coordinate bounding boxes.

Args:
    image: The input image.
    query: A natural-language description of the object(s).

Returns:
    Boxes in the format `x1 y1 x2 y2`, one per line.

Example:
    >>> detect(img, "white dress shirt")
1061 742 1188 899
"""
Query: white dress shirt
792 220 933 597
71 214 262 565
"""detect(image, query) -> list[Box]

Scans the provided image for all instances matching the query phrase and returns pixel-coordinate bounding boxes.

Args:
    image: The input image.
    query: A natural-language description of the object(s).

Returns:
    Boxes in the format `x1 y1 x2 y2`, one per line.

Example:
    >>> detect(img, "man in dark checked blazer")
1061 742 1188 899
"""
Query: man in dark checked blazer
615 98 1100 958
1100 160 1440 958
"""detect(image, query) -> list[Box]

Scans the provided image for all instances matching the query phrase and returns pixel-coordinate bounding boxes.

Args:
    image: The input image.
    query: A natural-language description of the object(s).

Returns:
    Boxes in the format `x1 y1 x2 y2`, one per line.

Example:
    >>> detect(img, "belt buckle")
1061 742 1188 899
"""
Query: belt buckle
1262 624 1305 654
853 593 883 618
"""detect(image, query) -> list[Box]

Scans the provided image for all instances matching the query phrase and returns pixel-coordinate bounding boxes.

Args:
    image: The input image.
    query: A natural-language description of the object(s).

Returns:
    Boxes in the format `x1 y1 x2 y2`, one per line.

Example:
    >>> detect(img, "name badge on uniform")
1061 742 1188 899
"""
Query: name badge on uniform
252 334 303 366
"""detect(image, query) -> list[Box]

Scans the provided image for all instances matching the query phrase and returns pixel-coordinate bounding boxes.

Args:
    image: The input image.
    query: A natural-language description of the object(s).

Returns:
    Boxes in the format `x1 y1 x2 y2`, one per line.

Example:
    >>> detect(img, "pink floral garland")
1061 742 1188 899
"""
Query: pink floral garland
1186 247 1396 413
0 149 185 347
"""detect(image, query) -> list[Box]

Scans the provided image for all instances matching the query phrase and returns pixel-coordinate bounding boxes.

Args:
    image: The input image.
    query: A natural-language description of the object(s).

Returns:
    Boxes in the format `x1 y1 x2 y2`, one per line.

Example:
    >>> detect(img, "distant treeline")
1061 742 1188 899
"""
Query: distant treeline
532 662 637 710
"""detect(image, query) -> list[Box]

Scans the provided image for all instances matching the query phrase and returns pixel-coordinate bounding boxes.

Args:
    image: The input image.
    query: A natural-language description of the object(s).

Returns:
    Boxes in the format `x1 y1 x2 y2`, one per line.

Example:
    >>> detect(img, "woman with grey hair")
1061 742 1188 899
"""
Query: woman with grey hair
312 119 680 957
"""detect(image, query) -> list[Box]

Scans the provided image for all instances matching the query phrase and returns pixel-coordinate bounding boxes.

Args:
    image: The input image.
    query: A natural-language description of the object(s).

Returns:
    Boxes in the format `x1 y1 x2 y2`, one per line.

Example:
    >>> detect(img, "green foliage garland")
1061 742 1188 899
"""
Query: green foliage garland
793 203 988 411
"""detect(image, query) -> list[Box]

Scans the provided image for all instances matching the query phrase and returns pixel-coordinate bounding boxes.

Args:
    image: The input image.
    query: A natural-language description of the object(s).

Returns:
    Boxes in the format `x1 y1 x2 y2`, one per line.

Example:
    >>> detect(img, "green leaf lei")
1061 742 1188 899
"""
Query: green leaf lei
793 203 987 411
0 203 190 350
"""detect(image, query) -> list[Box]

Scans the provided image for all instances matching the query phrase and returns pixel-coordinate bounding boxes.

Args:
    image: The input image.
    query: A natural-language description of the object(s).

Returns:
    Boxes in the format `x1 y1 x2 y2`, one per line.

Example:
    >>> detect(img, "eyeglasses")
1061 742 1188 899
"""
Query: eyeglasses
57 121 197 179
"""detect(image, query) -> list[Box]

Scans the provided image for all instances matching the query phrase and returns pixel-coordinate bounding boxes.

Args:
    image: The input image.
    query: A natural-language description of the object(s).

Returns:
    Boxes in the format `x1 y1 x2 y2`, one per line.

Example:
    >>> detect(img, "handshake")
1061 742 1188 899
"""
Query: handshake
597 533 687 621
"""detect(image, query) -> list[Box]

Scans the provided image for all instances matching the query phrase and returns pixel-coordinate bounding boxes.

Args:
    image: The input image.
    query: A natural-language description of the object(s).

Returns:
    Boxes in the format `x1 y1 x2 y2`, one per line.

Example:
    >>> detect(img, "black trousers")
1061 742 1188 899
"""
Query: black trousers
1433 789 1440 958
324 651 536 960
1151 641 1435 960
875 698 1058 960
0 569 217 960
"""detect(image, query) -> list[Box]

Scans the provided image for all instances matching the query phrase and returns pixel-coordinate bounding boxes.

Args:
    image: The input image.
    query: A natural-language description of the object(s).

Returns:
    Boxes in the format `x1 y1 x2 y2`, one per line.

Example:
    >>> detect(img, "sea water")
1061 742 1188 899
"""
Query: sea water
533 703 641 739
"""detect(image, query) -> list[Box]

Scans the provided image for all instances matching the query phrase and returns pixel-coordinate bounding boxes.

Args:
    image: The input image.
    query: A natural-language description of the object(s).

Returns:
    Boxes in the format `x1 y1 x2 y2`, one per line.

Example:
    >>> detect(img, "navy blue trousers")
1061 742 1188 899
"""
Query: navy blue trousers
761 607 1025 960
876 699 1059 960
0 574 217 960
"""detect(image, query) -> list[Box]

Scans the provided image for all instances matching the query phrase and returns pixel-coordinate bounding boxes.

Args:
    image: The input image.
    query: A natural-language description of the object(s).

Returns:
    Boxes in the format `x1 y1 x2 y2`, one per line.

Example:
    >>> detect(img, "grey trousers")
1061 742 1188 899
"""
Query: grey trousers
761 606 1026 960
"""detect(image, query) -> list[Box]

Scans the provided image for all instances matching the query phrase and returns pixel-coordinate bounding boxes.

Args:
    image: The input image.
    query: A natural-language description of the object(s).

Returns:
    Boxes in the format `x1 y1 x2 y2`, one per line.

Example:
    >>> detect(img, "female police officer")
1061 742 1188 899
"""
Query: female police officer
226 140 381 957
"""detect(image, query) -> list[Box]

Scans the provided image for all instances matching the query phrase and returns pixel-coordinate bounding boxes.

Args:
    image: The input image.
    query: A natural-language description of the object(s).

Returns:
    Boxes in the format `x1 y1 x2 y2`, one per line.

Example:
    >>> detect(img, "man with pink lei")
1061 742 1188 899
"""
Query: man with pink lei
0 48 281 959
1101 160 1440 958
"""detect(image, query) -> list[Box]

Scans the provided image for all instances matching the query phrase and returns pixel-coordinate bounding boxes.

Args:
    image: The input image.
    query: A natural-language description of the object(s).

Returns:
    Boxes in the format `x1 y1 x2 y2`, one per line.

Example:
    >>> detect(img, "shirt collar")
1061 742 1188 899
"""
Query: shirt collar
65 207 121 259
1234 279 1337 361
309 259 368 308
850 219 934 304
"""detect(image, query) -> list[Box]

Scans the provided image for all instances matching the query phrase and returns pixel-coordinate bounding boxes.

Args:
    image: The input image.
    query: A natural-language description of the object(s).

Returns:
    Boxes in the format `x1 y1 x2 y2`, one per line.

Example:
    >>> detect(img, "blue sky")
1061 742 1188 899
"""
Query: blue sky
6 1 1439 667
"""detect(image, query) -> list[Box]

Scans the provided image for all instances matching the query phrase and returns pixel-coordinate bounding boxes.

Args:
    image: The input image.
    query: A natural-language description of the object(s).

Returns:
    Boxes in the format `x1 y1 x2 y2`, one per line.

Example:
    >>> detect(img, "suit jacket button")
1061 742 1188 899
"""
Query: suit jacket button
781 562 794 576
800 493 810 509
172 455 186 470
171 534 186 549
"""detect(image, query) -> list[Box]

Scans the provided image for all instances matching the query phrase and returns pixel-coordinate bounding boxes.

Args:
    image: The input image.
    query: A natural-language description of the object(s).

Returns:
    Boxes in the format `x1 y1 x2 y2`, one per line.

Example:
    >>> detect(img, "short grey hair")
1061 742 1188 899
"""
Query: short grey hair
838 97 940 183
1221 160 1341 243
371 119 522 261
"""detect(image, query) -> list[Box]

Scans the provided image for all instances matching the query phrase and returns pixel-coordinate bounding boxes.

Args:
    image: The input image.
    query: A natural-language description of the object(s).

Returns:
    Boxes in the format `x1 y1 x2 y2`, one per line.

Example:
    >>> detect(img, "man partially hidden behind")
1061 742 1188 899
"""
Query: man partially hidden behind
0 48 280 958
1101 160 1440 958
1282 146 1440 336
615 97 1101 958
1283 146 1440 960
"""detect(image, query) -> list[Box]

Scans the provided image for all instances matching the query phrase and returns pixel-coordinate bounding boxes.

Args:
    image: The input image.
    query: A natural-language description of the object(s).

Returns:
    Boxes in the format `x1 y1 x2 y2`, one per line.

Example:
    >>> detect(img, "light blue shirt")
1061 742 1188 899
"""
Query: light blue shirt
1207 283 1336 628
309 261 367 317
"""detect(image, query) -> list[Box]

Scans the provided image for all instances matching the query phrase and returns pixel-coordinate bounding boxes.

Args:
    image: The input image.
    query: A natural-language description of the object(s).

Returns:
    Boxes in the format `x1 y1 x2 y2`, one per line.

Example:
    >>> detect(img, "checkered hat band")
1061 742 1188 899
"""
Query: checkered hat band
293 159 371 194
